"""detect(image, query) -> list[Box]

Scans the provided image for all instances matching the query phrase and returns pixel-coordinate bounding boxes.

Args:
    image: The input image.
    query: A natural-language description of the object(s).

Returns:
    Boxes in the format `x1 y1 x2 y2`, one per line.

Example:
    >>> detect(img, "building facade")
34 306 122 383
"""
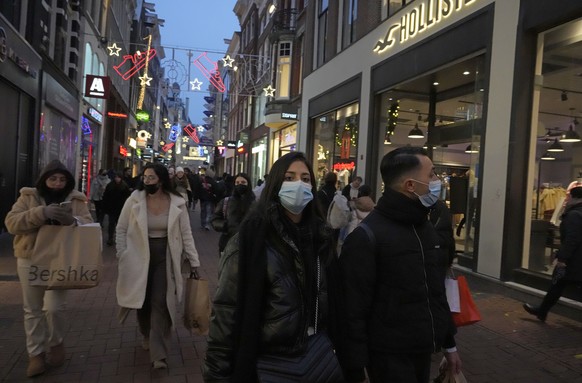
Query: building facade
298 0 582 302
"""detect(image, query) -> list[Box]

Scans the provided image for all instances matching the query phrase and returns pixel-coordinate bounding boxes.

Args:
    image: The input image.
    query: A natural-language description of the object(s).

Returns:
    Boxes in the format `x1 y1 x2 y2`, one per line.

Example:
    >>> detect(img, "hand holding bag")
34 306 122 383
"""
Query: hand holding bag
433 356 468 383
451 275 482 327
256 258 345 382
30 223 102 289
183 270 211 335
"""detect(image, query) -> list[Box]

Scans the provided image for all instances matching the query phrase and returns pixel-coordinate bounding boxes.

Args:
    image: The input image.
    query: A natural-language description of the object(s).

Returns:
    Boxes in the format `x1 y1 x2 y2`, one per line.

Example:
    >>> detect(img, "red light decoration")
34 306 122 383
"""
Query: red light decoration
162 142 175 152
119 146 128 157
193 52 226 93
183 124 200 144
333 162 355 171
113 49 157 80
107 112 128 118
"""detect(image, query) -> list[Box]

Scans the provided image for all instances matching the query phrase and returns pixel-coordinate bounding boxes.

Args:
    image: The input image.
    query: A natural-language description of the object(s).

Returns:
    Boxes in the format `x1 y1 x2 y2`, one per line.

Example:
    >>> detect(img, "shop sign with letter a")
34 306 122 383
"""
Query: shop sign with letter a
85 75 110 99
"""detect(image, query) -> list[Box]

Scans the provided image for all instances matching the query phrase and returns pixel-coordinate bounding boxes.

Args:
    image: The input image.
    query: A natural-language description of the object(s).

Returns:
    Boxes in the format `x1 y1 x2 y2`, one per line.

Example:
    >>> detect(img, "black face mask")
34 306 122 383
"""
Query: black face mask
144 184 160 194
234 184 248 195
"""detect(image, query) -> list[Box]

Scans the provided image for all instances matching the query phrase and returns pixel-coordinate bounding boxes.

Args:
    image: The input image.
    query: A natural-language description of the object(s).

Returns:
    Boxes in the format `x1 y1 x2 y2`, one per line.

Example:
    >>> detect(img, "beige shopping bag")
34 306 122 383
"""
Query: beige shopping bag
30 224 103 289
183 274 211 335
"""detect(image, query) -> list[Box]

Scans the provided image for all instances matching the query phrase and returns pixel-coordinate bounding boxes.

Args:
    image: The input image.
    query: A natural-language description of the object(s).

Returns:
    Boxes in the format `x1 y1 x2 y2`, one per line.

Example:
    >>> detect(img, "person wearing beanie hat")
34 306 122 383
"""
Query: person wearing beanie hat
172 166 191 203
4 160 93 378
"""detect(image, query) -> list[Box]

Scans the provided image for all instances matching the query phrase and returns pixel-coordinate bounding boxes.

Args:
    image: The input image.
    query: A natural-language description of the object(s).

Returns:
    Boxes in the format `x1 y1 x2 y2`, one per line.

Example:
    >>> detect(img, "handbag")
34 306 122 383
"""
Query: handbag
433 356 468 383
451 275 482 327
256 258 344 382
183 270 211 335
30 223 102 289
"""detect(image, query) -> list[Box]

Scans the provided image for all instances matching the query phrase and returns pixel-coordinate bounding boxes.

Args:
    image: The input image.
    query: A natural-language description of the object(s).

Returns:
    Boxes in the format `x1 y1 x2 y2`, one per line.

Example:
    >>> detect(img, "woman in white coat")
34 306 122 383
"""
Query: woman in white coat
116 163 200 369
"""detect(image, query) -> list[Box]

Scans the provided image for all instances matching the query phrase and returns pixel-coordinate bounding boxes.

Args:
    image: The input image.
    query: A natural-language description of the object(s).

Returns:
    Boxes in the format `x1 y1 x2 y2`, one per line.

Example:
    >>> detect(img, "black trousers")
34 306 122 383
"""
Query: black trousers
539 278 580 316
368 352 432 383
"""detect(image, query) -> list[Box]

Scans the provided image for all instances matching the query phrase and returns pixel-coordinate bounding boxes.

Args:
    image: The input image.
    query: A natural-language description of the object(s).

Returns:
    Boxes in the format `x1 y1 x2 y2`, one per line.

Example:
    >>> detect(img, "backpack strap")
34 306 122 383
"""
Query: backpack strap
359 222 376 249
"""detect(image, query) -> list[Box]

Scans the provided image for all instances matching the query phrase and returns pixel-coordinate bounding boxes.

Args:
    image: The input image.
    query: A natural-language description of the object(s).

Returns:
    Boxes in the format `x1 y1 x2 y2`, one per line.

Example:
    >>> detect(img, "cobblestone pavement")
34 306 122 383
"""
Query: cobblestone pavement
1 212 581 382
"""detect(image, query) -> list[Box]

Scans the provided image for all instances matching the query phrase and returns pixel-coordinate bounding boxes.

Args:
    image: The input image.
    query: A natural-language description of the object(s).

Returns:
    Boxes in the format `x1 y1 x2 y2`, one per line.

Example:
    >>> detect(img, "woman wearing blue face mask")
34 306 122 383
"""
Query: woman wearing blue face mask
204 152 344 382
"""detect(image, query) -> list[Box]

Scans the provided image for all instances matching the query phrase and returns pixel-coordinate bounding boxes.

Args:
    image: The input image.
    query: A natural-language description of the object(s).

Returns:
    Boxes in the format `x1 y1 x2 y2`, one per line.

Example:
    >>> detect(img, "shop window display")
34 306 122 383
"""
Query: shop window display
525 17 582 275
312 103 359 189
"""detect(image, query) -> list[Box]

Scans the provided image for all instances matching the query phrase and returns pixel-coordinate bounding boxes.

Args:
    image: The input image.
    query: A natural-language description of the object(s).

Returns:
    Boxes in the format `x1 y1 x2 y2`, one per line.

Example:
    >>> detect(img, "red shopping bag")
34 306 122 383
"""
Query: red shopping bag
451 276 481 327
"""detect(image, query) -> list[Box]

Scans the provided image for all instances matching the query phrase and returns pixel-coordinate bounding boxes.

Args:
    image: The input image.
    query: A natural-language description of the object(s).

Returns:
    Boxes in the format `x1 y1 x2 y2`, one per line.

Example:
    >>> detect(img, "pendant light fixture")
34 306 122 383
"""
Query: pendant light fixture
407 123 424 139
384 133 392 145
560 124 581 142
465 144 479 153
540 152 556 161
547 138 564 152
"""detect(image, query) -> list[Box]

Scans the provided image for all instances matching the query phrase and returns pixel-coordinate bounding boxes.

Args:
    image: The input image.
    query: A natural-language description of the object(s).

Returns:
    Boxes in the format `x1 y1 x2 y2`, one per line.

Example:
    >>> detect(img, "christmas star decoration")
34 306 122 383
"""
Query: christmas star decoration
190 78 203 91
168 149 173 154
263 85 276 97
222 55 235 67
159 140 165 146
107 43 122 56
145 132 152 139
139 74 153 86
182 136 190 143
164 122 171 129
216 140 224 146
182 144 187 148
197 125 205 132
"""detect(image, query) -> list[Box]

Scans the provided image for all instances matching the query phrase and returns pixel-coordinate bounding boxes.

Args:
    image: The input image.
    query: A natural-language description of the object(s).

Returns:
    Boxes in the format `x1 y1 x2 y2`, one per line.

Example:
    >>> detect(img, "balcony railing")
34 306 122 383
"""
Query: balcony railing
272 9 298 35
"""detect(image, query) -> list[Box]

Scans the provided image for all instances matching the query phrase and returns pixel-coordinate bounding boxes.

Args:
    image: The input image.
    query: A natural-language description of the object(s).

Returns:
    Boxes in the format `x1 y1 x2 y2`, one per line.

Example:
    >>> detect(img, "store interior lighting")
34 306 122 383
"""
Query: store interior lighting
547 138 564 152
541 152 556 161
407 123 424 139
465 144 479 153
559 125 581 142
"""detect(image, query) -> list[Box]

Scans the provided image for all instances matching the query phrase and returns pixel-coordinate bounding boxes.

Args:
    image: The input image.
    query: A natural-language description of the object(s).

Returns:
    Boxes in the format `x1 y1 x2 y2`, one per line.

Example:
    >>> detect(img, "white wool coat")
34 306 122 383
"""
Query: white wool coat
115 190 200 326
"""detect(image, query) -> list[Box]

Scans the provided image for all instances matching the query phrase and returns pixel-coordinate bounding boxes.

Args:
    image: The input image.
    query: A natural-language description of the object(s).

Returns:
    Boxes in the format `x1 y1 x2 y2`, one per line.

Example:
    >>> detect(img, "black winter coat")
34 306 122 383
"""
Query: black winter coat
339 188 456 381
557 201 582 281
212 192 256 252
102 181 131 215
317 184 337 215
203 204 338 382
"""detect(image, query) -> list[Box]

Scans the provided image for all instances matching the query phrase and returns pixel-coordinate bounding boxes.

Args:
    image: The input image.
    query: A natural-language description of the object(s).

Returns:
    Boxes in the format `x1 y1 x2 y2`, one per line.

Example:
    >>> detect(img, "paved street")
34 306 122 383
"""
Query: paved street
1 211 582 382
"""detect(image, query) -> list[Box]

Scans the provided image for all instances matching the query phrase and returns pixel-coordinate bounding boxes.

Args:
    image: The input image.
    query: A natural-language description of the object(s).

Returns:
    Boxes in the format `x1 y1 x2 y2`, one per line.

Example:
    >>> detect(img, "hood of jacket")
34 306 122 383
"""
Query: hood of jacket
35 160 75 199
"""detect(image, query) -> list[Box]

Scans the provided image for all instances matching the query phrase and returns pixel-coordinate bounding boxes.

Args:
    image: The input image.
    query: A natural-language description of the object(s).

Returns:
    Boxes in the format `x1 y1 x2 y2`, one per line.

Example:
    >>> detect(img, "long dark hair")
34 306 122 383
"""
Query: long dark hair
136 163 181 196
258 152 324 222
231 172 255 217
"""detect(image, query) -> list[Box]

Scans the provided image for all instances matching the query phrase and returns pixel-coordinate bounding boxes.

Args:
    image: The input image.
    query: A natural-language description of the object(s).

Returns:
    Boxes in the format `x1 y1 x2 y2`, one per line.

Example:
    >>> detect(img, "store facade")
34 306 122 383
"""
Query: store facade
300 0 537 284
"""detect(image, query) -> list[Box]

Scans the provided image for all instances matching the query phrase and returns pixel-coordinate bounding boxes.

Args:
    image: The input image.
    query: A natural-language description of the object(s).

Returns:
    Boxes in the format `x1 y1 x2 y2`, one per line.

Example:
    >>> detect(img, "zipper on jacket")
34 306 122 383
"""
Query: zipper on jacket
413 225 437 352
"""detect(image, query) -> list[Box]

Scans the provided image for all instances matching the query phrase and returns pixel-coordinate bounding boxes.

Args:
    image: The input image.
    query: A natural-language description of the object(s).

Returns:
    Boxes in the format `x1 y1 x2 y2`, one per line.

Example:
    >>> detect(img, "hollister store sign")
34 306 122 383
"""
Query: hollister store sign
373 0 478 54
85 75 110 99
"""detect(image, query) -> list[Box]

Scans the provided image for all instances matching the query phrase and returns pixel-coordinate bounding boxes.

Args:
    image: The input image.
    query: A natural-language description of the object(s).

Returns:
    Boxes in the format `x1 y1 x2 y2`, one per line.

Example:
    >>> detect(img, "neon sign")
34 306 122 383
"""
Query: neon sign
373 0 478 54
107 112 128 118
162 142 175 152
193 52 226 92
183 124 200 144
113 49 157 80
333 162 356 171
168 124 181 142
81 116 92 135
119 146 128 157
136 110 150 122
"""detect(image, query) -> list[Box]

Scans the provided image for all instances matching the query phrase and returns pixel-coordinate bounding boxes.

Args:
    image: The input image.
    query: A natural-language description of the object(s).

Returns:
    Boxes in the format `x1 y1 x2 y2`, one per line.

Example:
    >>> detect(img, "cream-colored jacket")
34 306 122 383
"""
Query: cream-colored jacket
115 190 200 326
4 188 93 258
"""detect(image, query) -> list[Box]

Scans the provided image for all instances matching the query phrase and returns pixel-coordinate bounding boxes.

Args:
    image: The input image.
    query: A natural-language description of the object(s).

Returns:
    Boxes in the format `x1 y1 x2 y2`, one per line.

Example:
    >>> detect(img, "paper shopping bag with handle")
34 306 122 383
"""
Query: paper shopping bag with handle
30 224 102 289
183 272 211 335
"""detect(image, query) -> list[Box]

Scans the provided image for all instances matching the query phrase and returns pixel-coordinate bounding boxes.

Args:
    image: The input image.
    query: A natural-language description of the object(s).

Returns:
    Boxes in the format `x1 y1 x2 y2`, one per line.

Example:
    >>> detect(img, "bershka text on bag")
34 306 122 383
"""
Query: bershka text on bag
28 265 99 283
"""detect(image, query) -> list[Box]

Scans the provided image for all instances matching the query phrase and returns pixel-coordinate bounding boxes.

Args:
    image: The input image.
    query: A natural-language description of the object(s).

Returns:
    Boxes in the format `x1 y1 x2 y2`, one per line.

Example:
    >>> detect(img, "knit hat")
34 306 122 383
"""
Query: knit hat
176 166 184 174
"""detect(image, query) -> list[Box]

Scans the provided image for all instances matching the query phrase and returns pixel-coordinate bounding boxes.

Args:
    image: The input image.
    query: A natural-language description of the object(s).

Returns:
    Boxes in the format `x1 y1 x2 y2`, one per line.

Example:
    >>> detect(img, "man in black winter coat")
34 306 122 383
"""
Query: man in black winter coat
339 146 462 383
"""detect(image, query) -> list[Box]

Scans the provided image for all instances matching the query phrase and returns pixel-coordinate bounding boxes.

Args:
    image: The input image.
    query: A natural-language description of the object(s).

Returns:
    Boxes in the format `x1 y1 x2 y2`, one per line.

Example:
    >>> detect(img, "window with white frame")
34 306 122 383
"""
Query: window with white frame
277 41 292 99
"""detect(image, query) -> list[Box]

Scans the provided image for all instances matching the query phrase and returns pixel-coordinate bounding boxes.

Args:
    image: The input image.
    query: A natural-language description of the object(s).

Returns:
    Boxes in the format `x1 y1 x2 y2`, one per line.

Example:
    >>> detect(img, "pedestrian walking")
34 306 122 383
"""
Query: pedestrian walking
115 163 201 369
102 171 131 246
90 169 110 226
317 171 338 215
203 152 343 382
211 172 256 254
523 186 582 321
199 168 217 230
341 176 362 201
344 184 375 237
4 160 93 378
173 166 191 203
339 146 461 382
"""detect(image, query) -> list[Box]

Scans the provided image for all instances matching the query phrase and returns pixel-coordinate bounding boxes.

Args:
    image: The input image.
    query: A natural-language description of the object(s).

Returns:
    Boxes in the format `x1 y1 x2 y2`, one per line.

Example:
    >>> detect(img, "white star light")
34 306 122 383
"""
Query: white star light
107 43 122 56
190 78 203 91
216 140 224 146
221 55 235 67
164 122 171 129
139 74 153 86
182 144 187 148
159 140 165 146
182 136 190 143
146 132 152 139
197 126 205 132
263 85 276 97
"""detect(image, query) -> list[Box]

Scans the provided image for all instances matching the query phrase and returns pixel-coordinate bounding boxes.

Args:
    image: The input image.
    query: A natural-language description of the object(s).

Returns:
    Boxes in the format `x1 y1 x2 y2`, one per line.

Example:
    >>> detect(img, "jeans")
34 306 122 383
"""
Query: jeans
200 200 214 228
17 258 67 356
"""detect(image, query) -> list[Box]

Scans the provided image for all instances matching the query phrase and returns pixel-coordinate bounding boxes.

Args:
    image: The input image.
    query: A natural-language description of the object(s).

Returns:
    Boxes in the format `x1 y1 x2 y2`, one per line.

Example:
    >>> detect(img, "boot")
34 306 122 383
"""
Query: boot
523 303 547 322
27 353 46 377
47 343 65 367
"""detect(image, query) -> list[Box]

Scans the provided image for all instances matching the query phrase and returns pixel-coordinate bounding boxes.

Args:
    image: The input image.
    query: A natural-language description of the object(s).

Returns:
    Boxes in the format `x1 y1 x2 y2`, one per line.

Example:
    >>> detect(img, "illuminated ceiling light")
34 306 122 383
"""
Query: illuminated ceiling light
465 144 479 154
433 81 439 86
541 152 556 161
559 125 581 142
463 71 470 75
547 138 564 152
408 123 424 139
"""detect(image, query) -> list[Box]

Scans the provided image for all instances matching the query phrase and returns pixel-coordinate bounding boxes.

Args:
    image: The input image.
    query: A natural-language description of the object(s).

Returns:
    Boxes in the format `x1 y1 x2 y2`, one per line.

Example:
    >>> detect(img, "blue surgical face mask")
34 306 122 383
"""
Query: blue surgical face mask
278 180 314 215
412 179 442 207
